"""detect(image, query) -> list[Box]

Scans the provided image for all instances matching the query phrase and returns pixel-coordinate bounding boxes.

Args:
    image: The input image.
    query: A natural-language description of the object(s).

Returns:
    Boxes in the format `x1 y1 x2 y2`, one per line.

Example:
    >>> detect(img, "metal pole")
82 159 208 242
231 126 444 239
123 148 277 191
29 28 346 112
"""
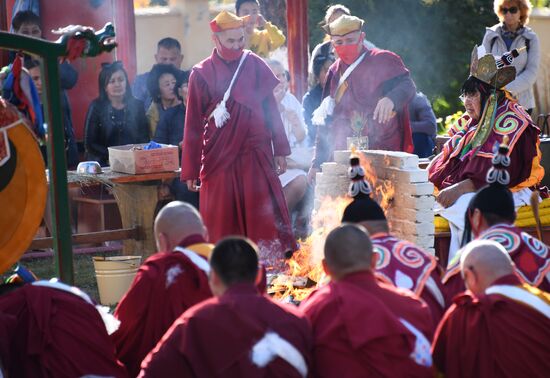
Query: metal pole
42 56 74 284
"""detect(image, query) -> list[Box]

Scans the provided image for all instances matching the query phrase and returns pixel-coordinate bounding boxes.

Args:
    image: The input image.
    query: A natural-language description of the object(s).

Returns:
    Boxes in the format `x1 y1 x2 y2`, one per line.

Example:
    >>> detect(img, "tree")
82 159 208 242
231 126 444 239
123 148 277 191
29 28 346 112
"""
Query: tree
259 0 287 34
307 0 497 117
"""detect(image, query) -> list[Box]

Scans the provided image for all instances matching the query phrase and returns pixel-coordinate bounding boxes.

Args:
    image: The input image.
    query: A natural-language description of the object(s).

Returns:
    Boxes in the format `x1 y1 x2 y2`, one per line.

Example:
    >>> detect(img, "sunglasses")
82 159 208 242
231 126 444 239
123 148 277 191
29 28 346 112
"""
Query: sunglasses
500 6 518 14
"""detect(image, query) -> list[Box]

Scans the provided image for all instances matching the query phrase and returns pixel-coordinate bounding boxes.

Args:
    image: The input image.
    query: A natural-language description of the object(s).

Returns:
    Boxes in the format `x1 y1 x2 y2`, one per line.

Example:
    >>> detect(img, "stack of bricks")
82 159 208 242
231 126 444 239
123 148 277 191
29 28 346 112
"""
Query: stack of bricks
315 150 435 255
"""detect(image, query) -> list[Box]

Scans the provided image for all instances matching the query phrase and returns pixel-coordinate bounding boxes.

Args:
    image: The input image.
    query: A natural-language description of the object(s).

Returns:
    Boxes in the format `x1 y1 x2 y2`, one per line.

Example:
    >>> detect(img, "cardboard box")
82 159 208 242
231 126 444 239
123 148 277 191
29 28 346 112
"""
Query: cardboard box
108 144 179 174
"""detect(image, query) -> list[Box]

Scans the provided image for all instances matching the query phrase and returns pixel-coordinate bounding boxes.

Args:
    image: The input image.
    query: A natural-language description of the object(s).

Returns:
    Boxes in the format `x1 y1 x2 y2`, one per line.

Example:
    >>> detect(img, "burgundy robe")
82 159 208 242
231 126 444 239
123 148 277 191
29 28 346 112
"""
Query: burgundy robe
0 284 127 378
181 49 296 260
429 99 540 190
433 275 550 378
372 233 446 325
113 244 212 377
312 48 415 168
139 284 312 377
443 223 550 303
300 271 434 378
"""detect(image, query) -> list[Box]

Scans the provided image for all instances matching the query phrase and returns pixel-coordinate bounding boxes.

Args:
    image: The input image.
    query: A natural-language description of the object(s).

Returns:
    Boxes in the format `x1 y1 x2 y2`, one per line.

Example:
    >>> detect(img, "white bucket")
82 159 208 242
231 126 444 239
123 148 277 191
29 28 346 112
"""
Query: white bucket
93 256 141 306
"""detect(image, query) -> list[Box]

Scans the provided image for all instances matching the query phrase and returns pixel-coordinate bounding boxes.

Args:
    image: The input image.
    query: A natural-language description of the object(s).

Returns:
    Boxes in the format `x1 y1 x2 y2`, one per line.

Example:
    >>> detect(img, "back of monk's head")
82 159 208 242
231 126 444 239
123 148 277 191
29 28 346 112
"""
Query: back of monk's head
210 236 259 287
154 201 206 251
324 224 373 279
460 239 514 295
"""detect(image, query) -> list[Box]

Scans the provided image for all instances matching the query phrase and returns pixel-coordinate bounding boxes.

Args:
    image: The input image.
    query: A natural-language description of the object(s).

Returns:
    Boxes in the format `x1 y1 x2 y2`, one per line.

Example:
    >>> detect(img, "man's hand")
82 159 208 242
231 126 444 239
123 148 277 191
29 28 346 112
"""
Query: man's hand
436 179 475 208
274 156 287 175
307 167 320 184
273 84 285 103
186 179 201 192
373 97 395 124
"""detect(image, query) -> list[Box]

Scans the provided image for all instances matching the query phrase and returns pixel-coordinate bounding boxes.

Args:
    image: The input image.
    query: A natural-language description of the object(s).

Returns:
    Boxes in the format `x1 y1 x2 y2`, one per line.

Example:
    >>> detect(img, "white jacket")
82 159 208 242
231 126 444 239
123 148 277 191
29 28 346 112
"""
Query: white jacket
482 24 540 109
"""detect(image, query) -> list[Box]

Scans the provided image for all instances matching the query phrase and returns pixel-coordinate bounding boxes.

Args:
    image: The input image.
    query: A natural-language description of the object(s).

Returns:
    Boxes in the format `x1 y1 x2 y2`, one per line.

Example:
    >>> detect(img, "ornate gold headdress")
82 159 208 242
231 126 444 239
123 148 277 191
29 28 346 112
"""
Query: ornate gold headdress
470 45 517 89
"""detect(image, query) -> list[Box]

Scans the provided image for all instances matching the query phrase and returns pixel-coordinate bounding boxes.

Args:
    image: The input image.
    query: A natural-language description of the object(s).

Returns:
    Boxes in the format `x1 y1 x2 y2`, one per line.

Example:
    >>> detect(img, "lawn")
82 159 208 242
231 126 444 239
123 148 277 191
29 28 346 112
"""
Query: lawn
1 251 122 303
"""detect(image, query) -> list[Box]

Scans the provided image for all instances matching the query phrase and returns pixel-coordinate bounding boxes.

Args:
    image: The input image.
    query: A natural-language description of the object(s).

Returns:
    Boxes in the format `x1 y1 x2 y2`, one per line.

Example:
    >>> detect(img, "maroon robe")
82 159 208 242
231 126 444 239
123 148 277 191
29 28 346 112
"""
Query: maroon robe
139 283 312 377
443 223 550 303
0 284 127 378
300 271 434 378
429 99 540 190
372 233 446 325
181 49 296 260
312 48 415 168
113 244 212 377
433 275 550 377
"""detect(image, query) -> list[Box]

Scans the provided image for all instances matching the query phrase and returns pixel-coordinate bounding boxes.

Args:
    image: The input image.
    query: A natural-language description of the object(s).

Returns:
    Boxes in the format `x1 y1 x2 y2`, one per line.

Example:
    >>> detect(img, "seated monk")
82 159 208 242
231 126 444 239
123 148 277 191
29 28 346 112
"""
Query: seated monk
342 154 446 325
433 240 550 377
0 280 127 378
428 46 543 261
139 237 312 377
112 201 213 377
442 140 550 302
300 224 434 378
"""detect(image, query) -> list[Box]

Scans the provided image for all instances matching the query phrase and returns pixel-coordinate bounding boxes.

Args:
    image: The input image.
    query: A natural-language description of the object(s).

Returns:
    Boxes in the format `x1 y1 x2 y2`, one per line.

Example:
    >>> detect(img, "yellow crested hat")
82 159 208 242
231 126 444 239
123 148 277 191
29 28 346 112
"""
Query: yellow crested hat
210 11 250 33
323 15 364 36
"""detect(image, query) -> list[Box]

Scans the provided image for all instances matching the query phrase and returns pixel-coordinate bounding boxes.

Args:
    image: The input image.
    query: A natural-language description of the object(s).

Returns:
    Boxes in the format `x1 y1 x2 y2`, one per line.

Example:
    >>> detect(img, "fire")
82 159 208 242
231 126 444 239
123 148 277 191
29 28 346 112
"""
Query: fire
270 149 395 303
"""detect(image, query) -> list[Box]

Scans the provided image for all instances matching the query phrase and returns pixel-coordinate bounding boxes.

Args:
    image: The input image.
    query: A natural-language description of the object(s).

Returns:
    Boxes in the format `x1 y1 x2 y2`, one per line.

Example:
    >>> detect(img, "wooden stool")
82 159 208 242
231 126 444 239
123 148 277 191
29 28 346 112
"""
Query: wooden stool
74 195 122 236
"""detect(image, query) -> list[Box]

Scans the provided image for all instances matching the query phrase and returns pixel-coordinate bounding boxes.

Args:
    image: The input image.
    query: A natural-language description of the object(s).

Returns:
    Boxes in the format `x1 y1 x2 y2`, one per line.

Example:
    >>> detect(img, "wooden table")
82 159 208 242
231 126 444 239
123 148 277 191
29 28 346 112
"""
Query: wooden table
65 168 180 257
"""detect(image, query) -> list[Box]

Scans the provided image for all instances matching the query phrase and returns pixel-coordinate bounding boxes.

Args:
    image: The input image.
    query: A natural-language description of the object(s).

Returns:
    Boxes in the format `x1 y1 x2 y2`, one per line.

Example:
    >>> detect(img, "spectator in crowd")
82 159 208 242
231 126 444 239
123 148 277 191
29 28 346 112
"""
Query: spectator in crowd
482 0 539 114
154 73 199 208
132 37 185 110
409 92 437 158
267 59 309 218
146 63 186 136
303 42 335 146
236 0 286 57
84 61 149 166
5 10 79 168
140 236 312 377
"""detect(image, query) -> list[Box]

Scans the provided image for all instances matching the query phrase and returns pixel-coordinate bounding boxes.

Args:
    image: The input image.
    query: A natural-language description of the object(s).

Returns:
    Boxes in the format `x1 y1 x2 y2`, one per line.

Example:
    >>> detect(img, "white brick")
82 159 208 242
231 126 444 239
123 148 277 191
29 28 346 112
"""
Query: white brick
387 208 434 223
424 248 436 256
363 150 419 169
333 150 355 165
321 162 348 176
373 167 429 183
394 194 436 209
391 220 435 236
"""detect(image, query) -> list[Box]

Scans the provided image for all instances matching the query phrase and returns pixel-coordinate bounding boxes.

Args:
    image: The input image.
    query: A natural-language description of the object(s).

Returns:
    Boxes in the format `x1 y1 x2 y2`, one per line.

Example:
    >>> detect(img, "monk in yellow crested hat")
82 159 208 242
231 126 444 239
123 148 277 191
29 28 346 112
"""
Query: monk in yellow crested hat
210 10 250 33
322 14 364 36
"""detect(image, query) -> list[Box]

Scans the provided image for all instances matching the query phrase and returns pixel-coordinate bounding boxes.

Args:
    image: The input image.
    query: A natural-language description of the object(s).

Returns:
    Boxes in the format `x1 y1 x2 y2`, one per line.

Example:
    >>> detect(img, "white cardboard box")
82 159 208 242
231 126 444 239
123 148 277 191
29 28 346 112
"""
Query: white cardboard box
108 143 179 174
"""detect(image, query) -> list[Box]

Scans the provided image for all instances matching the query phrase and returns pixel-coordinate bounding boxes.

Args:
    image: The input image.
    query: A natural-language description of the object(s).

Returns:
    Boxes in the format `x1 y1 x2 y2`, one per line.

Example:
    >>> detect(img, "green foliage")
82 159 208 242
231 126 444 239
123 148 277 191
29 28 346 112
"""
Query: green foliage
308 0 497 118
437 110 464 135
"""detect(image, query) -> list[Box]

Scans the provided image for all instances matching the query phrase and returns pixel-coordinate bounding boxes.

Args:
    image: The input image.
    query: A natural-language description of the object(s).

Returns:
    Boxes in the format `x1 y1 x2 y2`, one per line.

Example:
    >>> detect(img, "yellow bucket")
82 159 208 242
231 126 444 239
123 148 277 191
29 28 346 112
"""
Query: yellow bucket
93 256 141 306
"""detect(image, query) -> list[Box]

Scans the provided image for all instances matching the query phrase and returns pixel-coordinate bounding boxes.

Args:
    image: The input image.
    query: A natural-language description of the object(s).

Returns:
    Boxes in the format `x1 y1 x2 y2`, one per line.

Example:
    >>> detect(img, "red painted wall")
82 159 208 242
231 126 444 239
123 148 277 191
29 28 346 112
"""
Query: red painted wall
4 0 136 141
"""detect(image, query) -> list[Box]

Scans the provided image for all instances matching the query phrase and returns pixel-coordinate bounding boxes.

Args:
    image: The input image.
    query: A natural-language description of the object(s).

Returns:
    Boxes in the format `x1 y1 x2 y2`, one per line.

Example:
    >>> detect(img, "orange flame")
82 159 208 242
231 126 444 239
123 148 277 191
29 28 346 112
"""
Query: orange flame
271 151 395 303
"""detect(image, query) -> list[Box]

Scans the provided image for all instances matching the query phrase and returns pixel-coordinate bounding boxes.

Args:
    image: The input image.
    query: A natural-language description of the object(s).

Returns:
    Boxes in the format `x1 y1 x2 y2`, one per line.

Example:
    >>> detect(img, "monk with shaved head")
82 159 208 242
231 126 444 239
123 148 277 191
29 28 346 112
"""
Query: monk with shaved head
300 224 434 377
112 201 213 376
433 239 550 377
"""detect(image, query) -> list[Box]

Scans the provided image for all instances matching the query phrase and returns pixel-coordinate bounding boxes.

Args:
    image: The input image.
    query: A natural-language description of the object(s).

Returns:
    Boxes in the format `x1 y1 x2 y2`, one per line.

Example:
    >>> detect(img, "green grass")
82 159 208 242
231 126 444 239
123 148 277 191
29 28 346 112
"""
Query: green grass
1 251 121 303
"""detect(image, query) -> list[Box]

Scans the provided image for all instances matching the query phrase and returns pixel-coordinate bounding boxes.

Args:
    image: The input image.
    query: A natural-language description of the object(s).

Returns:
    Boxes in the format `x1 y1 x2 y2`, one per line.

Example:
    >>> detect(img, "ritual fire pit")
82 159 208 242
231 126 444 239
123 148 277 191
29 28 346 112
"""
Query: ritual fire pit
268 150 435 303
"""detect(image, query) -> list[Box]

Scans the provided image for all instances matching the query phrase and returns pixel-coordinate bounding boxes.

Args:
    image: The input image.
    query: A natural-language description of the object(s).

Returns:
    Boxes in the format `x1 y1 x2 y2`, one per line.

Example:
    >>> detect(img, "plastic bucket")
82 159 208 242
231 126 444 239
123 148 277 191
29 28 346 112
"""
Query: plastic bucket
93 256 141 306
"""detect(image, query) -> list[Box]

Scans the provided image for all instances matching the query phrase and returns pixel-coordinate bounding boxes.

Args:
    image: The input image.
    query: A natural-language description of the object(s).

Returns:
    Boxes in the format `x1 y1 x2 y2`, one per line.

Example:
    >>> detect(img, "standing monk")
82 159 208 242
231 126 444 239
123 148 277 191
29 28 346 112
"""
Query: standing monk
433 240 550 377
308 15 415 182
181 11 296 261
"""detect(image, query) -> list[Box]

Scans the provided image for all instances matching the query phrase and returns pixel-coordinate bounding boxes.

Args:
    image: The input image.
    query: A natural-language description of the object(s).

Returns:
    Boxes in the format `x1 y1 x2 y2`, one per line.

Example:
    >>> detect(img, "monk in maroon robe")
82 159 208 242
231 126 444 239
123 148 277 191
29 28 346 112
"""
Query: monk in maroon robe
300 224 434 378
442 139 549 304
0 281 127 378
139 237 312 377
180 11 296 261
112 202 213 377
342 155 446 325
308 15 415 182
433 240 550 377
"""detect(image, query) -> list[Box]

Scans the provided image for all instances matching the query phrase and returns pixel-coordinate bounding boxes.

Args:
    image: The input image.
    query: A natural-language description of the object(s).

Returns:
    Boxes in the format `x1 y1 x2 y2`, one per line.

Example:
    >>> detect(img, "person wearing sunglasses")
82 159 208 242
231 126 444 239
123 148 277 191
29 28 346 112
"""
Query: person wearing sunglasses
482 0 540 114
